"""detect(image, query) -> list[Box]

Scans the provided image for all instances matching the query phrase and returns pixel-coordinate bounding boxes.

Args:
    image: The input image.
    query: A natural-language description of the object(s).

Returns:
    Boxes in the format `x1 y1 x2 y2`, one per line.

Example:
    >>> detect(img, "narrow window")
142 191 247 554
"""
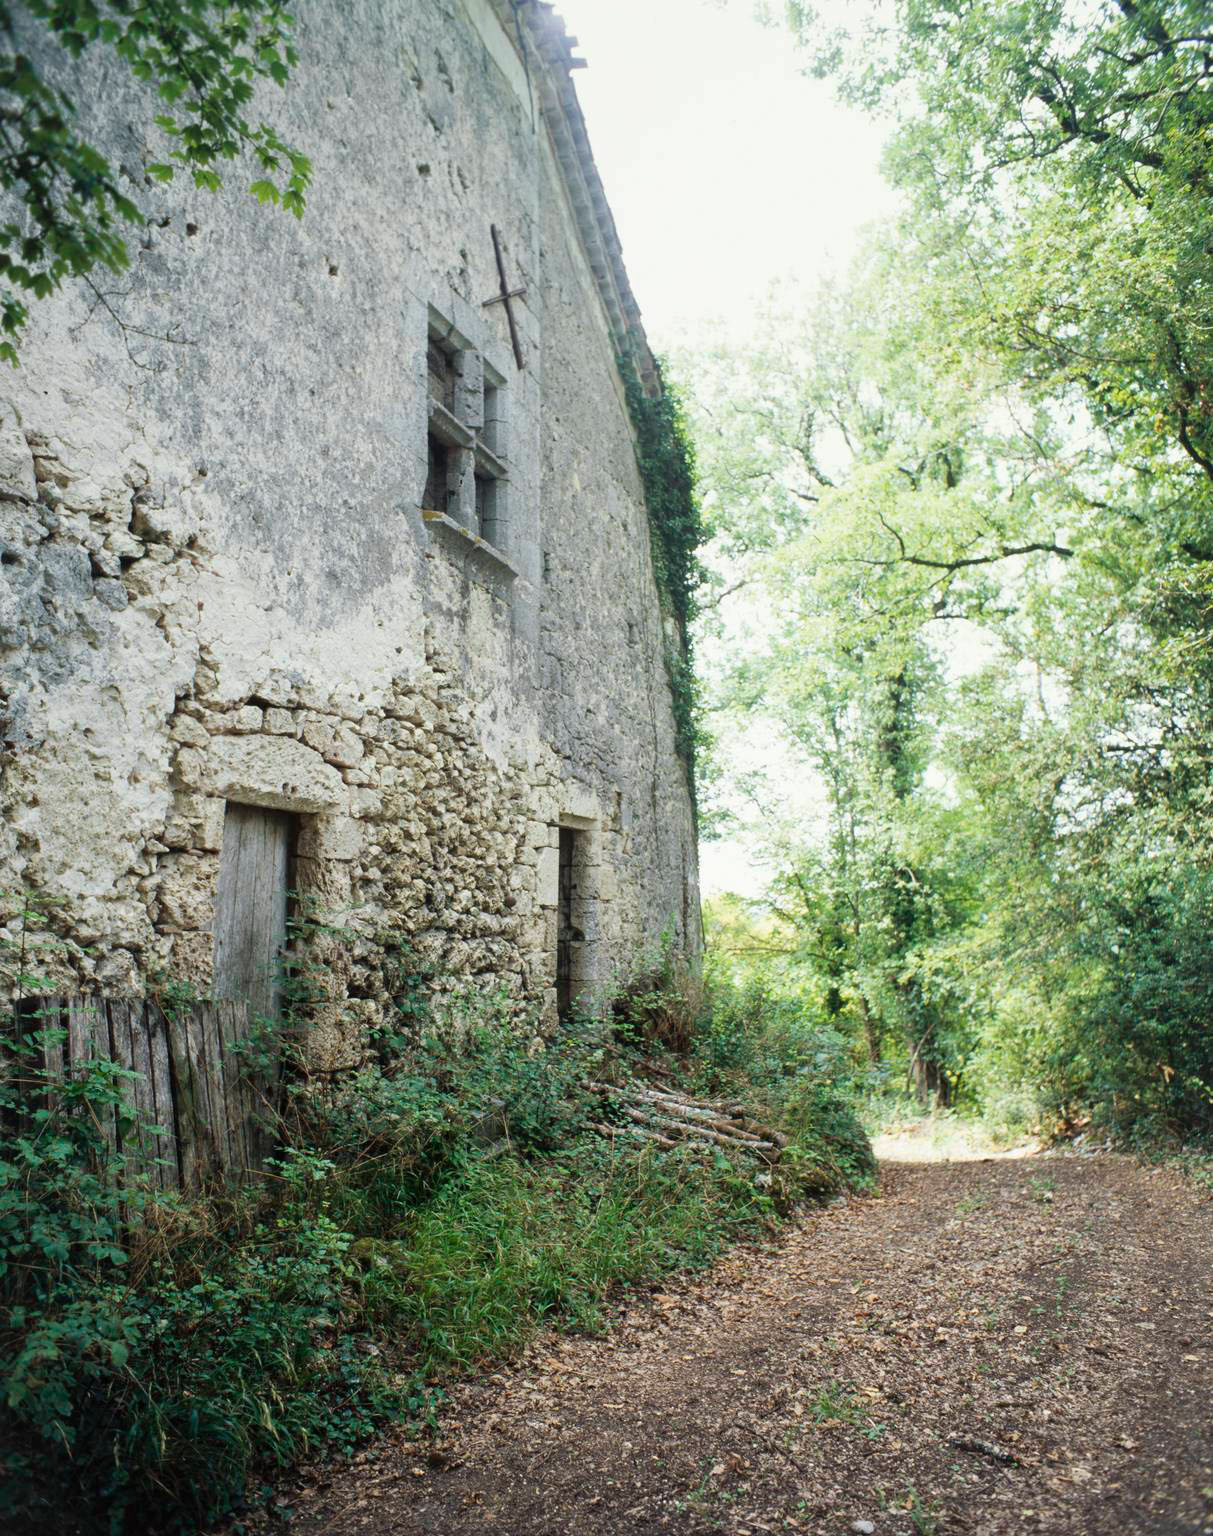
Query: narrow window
425 433 450 513
213 803 296 1022
427 337 456 412
556 827 585 1018
483 379 501 454
474 470 497 540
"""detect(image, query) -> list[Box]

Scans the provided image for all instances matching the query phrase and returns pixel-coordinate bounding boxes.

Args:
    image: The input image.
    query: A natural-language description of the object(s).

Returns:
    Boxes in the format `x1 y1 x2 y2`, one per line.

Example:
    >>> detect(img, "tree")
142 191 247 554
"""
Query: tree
687 0 1213 1138
688 263 1001 1105
785 0 1213 520
0 0 311 363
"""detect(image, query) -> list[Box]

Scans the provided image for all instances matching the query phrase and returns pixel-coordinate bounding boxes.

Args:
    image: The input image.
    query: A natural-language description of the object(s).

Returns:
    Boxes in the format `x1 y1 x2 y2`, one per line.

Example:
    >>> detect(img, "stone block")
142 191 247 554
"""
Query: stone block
156 853 217 930
326 725 364 767
168 930 215 989
104 528 144 561
193 796 226 851
170 714 209 748
161 817 192 849
301 716 336 755
171 746 207 788
536 843 559 906
348 786 383 818
403 696 438 731
526 820 555 849
0 422 37 501
265 707 297 735
206 734 345 813
297 814 362 862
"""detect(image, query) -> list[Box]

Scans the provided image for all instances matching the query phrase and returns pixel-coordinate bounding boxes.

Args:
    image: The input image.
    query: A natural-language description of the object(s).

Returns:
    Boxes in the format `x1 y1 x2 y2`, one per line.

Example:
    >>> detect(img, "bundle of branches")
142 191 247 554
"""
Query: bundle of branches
587 1080 787 1164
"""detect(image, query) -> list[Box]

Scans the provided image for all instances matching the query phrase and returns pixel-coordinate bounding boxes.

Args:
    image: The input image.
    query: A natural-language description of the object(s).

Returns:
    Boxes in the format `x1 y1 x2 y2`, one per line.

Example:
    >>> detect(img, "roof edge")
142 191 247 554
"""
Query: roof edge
492 0 661 396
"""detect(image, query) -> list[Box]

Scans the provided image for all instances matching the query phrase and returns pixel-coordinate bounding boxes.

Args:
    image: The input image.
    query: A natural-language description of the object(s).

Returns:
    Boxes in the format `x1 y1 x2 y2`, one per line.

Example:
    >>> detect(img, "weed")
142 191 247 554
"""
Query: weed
607 934 702 1055
883 1486 942 1536
908 1488 942 1535
806 1381 868 1428
1 982 873 1535
1170 1151 1213 1197
1 914 877 1536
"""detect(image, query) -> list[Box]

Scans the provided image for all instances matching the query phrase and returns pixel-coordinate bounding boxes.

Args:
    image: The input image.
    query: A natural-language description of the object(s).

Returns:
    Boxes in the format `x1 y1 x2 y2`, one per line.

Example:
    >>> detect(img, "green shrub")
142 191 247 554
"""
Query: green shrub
687 971 878 1190
342 1142 771 1369
607 940 702 1055
1 994 873 1534
1042 868 1213 1146
782 1082 876 1189
0 1030 405 1532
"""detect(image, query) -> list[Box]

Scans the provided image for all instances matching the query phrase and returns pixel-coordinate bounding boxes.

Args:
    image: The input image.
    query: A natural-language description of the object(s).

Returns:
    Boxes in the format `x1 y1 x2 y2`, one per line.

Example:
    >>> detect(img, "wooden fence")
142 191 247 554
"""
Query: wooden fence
8 996 271 1193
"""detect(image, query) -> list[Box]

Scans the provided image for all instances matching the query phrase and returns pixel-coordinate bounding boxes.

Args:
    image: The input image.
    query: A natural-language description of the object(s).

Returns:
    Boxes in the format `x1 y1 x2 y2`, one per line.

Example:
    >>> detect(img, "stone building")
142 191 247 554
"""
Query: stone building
0 0 700 1064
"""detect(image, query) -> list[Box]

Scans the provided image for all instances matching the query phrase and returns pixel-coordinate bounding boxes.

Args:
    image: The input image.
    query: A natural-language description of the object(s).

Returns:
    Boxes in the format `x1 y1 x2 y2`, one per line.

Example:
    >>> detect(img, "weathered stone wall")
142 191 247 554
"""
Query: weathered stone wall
0 0 699 1059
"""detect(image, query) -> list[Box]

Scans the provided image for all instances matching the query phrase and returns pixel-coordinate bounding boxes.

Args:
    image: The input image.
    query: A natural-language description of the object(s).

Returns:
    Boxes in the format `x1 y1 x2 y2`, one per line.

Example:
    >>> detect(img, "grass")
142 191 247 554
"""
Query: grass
344 1141 776 1370
1170 1151 1213 1197
2 1001 875 1535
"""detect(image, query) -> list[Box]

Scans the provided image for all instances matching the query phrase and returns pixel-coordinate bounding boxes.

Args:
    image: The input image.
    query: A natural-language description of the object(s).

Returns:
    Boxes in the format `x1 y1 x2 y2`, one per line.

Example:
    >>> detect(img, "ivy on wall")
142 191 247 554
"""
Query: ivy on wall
621 355 705 799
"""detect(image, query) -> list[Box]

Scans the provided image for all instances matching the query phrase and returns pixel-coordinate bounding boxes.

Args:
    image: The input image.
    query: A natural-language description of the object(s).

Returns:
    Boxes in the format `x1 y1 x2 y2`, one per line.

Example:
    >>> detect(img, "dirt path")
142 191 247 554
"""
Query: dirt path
286 1155 1212 1536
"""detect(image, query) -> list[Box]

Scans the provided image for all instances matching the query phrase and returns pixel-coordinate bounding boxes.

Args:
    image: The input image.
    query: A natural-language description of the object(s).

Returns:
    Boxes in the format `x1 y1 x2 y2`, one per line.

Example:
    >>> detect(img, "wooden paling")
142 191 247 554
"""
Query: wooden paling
9 996 269 1193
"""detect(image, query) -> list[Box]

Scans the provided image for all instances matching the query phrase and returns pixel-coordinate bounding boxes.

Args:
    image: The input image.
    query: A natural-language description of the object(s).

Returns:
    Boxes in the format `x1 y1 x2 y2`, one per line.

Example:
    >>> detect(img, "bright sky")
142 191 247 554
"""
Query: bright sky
553 0 894 348
554 0 895 896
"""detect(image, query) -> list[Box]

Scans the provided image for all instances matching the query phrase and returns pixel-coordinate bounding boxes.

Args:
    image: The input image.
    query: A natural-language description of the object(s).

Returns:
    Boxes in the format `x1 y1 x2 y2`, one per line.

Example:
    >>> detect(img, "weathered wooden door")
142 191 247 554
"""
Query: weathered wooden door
212 803 295 1021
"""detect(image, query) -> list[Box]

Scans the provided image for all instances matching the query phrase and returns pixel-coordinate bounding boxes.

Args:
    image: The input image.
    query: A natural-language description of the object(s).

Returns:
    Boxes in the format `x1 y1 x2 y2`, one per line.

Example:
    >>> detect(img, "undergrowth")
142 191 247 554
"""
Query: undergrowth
1 970 872 1534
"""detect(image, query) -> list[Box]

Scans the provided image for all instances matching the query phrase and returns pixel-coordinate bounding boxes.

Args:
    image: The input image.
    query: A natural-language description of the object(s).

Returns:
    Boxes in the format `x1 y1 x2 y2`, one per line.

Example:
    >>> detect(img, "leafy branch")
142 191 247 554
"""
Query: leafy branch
0 0 311 364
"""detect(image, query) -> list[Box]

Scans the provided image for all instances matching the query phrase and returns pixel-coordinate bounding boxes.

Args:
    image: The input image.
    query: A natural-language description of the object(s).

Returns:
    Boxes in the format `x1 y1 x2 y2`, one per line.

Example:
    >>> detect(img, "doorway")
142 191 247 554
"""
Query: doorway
212 802 297 1021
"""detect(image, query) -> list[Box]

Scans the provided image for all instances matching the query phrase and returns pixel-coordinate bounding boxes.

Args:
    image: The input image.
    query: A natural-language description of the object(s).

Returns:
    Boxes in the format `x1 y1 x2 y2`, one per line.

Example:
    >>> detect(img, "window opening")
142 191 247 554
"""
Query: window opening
483 380 501 455
424 311 508 553
425 433 450 514
427 337 456 412
474 469 498 540
556 827 585 1019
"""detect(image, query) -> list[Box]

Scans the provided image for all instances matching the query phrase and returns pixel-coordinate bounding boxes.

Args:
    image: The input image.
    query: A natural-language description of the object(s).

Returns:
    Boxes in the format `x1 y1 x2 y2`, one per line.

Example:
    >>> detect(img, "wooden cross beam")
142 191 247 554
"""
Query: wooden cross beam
485 222 527 371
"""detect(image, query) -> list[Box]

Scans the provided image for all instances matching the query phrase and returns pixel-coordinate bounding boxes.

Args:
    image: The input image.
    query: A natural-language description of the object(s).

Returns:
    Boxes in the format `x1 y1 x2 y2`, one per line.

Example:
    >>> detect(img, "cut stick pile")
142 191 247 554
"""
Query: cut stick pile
587 1080 787 1163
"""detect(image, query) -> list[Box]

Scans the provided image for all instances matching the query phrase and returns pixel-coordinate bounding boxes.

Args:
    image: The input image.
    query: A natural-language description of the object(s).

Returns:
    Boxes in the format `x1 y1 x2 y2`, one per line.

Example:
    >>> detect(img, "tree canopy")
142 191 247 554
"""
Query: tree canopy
692 0 1213 1142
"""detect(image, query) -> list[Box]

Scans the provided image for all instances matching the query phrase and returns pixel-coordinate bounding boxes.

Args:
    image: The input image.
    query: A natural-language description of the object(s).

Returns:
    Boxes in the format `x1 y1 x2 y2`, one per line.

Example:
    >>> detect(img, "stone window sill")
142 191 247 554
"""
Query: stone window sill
428 400 475 449
474 441 508 480
422 510 518 587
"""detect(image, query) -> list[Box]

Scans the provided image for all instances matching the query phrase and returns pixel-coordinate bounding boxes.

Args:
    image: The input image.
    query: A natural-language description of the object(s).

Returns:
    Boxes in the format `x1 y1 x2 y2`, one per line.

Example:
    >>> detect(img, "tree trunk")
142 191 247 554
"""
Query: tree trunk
857 996 882 1065
908 1041 950 1109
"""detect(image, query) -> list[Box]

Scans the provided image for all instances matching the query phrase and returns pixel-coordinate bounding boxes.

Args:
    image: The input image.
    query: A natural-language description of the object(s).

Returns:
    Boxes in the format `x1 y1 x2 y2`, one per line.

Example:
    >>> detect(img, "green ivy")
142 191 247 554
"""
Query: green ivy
621 355 706 796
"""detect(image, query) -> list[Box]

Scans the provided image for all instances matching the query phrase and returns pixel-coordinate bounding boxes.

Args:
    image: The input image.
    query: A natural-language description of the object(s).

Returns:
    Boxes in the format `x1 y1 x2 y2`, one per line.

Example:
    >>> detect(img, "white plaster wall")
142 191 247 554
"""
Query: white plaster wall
0 0 700 1042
